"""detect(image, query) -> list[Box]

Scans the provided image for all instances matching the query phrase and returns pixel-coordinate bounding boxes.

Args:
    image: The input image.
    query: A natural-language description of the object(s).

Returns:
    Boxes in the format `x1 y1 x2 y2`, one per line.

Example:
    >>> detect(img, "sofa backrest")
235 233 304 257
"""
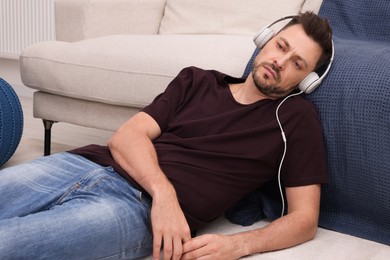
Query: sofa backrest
55 0 324 42
159 0 323 35
55 0 168 42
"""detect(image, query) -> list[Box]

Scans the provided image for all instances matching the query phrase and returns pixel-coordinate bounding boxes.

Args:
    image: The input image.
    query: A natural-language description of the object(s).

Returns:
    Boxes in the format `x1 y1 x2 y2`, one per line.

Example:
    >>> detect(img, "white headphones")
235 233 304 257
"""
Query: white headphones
253 15 335 94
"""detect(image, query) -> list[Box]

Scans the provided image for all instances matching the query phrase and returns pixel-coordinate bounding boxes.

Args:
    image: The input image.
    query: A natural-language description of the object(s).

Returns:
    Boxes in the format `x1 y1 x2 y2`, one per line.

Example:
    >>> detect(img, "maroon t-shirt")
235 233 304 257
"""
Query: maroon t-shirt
70 66 328 230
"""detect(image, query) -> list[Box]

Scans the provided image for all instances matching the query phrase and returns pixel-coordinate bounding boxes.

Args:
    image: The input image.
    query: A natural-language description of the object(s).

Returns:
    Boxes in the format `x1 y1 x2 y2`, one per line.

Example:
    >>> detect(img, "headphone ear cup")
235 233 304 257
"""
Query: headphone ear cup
253 27 275 49
298 72 320 94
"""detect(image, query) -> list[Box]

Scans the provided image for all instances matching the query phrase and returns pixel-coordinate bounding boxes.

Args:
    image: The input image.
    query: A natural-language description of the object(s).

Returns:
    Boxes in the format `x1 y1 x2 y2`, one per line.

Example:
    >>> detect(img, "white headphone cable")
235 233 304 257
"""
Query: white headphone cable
275 90 303 218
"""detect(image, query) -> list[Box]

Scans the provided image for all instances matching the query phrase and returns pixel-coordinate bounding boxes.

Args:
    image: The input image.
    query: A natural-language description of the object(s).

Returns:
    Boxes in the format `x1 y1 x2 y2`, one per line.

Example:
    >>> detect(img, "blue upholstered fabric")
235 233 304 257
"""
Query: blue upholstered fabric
228 0 390 245
319 0 390 41
307 37 390 245
0 78 24 166
312 0 390 245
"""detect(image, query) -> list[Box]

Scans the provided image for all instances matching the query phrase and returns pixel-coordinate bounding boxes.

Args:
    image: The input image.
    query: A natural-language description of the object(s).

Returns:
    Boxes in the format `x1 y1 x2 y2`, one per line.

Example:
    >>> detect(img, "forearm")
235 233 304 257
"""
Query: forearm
107 113 172 198
231 185 321 258
231 211 318 258
181 210 318 260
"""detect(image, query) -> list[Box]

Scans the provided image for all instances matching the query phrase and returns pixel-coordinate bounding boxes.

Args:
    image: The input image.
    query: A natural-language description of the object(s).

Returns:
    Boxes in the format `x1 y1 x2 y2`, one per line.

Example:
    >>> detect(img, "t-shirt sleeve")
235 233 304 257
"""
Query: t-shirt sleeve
142 67 194 131
281 101 329 187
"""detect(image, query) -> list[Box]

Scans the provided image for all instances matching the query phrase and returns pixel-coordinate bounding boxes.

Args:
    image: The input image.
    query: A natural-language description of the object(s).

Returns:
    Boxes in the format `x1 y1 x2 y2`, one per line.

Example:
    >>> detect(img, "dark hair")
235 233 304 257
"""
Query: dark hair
283 11 333 69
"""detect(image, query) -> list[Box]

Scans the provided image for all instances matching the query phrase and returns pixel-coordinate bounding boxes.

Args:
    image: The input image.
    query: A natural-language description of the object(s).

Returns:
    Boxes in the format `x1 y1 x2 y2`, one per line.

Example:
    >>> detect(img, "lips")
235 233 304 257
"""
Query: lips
263 64 278 80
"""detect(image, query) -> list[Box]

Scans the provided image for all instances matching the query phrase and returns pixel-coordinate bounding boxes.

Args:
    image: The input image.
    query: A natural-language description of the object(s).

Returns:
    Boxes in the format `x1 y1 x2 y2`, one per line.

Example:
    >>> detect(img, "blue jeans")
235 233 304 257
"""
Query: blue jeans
0 153 153 259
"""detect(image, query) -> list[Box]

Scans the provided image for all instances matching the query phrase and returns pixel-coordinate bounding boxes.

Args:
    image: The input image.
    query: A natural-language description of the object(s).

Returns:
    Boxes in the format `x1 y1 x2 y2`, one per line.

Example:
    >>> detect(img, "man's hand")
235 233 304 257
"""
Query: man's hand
181 234 243 260
151 185 191 260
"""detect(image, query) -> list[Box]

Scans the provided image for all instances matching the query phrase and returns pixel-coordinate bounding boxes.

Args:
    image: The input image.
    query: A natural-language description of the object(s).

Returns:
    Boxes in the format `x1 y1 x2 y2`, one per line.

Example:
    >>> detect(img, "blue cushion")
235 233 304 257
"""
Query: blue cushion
0 78 24 166
229 0 390 245
313 0 390 245
242 48 259 79
306 37 390 245
319 0 390 41
225 179 283 225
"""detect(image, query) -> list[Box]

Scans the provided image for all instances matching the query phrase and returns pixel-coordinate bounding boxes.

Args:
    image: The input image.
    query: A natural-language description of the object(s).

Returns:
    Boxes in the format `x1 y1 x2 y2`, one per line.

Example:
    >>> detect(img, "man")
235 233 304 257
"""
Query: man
0 11 332 260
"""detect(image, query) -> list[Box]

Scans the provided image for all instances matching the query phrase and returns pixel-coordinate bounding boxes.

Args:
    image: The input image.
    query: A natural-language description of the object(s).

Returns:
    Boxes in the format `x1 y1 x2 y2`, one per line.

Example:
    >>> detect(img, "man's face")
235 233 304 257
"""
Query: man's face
252 24 322 99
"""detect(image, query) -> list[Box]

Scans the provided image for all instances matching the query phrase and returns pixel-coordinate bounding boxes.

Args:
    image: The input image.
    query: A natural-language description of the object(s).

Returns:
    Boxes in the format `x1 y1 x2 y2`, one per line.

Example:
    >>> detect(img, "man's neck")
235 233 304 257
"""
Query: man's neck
229 82 267 104
229 75 273 105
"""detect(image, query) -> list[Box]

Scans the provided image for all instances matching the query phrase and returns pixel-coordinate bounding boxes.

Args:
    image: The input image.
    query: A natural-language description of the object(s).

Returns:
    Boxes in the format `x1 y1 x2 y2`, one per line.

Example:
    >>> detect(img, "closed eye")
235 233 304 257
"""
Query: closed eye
293 59 303 70
277 42 286 52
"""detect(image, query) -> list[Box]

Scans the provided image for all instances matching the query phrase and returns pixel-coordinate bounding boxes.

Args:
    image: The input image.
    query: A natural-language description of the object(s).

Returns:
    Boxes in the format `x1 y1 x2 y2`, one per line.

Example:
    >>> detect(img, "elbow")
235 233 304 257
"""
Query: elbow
307 222 318 241
107 134 115 150
107 131 121 153
107 135 115 148
293 211 319 242
304 216 319 241
107 120 132 151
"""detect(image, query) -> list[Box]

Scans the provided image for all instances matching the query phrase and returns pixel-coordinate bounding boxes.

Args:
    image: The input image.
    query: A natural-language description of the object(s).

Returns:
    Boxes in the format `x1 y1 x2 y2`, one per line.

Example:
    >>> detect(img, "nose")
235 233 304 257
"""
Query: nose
274 55 289 70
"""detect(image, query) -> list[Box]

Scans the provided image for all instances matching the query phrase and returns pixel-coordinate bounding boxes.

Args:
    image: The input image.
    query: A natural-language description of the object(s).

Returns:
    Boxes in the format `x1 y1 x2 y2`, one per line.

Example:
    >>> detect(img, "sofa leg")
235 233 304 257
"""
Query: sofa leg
43 119 55 156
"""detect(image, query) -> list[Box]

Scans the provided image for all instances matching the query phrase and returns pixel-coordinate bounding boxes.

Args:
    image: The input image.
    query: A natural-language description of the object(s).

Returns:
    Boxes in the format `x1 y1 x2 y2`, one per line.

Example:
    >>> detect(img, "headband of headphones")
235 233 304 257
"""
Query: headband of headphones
253 15 334 94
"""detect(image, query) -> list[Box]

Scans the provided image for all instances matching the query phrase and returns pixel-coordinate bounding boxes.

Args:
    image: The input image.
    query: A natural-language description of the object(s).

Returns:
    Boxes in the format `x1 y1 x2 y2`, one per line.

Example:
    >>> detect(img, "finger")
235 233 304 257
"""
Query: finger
181 243 209 260
172 237 183 260
153 234 162 260
163 236 173 260
182 236 206 254
182 227 192 243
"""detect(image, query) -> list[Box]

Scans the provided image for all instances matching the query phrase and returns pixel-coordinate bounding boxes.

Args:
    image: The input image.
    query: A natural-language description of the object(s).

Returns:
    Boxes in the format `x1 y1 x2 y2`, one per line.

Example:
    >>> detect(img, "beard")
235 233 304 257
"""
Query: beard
252 61 293 99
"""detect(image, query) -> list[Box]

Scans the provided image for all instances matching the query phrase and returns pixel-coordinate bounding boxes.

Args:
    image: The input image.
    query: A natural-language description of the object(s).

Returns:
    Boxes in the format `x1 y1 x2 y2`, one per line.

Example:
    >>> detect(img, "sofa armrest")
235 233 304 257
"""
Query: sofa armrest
55 0 166 42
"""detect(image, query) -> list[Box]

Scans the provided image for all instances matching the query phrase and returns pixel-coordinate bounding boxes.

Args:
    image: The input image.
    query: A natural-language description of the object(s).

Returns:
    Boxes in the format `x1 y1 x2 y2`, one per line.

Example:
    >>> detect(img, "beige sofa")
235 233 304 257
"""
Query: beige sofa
19 0 390 259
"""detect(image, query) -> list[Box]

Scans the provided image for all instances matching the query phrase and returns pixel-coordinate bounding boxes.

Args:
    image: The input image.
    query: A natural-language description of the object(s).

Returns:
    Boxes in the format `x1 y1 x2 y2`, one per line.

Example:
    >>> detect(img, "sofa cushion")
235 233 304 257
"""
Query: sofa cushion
55 0 167 42
159 0 308 35
20 34 254 108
